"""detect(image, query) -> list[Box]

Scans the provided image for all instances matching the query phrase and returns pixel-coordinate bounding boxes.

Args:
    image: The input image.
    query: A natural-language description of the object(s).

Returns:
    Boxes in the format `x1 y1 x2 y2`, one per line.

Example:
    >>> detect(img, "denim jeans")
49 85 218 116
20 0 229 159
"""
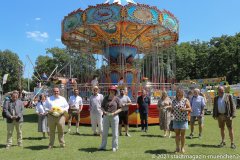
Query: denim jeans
140 113 148 131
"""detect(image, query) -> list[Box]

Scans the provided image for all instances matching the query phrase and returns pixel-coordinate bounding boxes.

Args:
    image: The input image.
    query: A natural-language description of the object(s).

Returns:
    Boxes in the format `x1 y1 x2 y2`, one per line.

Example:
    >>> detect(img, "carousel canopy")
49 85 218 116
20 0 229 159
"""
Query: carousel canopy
61 1 179 54
104 0 136 5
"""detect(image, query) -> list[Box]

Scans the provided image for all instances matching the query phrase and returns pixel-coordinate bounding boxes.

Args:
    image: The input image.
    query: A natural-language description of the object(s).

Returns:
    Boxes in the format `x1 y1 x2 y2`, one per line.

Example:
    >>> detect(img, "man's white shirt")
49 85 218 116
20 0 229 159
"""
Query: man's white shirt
89 94 104 113
68 95 83 110
45 95 69 112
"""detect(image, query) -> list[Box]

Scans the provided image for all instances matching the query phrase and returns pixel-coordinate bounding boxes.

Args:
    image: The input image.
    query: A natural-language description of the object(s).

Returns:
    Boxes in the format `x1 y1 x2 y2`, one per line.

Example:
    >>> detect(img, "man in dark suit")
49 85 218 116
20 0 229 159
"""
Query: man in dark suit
213 86 236 149
137 89 150 132
3 91 24 149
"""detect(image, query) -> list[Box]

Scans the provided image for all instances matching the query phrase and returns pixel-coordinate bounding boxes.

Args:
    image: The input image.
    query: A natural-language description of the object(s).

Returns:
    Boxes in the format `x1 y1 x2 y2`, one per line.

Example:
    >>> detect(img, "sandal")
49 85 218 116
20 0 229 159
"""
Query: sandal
175 148 180 153
181 148 185 153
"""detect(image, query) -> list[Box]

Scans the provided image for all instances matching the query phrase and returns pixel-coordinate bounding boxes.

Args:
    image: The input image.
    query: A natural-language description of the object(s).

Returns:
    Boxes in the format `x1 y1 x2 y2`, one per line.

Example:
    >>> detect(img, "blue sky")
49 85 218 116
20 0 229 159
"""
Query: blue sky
0 0 240 78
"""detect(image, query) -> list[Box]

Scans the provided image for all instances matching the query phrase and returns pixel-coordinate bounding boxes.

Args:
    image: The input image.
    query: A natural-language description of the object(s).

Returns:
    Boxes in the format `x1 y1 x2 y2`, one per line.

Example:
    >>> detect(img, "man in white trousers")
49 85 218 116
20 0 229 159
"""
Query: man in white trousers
89 86 104 136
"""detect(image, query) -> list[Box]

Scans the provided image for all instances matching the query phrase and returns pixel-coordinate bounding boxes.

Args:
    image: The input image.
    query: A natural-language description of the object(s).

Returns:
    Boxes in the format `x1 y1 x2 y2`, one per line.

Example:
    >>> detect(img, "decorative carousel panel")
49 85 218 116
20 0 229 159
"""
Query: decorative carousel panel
144 26 166 38
76 27 97 38
161 11 178 33
63 12 83 32
86 5 122 24
125 23 145 35
99 22 118 34
126 5 159 25
104 44 137 62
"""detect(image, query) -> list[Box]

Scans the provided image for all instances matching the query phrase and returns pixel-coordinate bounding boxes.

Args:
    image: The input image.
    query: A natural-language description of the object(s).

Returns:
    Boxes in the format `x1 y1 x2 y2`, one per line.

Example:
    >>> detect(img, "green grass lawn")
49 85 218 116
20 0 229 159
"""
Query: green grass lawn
0 109 240 160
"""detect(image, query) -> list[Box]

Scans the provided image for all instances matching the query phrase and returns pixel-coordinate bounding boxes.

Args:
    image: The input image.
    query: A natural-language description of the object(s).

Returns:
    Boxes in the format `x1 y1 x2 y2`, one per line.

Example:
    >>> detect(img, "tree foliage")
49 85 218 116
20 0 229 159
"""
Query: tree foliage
33 47 96 84
175 33 240 84
0 50 23 93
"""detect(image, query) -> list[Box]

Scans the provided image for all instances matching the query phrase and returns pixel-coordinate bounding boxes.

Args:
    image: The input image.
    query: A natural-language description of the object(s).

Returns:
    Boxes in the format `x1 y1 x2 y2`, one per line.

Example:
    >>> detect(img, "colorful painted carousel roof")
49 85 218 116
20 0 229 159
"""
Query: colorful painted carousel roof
104 0 136 5
61 1 179 54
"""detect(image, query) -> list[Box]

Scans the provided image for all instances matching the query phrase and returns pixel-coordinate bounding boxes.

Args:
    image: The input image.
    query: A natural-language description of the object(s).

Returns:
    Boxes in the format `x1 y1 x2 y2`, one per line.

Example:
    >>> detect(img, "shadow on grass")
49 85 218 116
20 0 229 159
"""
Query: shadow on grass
25 145 48 150
23 137 43 140
188 144 219 148
186 136 200 139
129 129 142 133
78 147 99 152
141 134 164 138
79 133 115 137
0 144 6 149
23 114 38 123
145 149 175 154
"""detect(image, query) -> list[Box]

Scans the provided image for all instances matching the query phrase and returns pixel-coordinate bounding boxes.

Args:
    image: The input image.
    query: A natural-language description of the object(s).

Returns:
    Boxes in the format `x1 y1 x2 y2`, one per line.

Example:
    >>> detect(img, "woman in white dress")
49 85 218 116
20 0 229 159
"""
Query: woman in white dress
36 94 49 138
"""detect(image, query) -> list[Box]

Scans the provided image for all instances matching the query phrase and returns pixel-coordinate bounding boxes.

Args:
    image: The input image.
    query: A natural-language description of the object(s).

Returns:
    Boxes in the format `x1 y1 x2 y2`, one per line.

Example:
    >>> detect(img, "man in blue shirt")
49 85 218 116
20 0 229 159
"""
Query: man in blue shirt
189 88 206 139
137 89 150 132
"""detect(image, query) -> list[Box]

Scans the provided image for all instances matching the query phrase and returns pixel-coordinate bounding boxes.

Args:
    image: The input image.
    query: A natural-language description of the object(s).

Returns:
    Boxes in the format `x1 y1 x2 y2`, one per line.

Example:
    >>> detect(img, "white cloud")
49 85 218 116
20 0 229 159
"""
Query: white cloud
26 31 49 42
55 38 61 42
35 17 41 21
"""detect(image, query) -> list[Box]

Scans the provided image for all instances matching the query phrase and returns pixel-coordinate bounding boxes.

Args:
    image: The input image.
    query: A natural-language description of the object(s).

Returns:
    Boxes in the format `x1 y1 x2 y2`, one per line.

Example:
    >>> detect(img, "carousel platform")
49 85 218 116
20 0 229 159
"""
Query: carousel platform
68 103 160 126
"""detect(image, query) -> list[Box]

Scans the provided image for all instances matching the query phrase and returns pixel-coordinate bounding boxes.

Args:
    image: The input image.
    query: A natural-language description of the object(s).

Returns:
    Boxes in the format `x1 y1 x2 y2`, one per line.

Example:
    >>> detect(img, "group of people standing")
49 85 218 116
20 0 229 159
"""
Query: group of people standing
2 85 133 152
157 86 236 153
2 85 236 153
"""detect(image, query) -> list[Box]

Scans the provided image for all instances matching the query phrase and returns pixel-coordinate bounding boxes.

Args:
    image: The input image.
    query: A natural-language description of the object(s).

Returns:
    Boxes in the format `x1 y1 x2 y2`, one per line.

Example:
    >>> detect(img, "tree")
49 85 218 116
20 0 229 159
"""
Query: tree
34 47 96 84
0 50 23 93
175 42 196 81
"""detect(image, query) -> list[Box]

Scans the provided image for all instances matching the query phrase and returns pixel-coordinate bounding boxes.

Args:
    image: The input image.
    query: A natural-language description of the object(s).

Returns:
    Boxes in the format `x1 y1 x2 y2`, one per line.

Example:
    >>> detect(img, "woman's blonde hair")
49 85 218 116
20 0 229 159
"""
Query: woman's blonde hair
176 87 184 99
161 90 168 99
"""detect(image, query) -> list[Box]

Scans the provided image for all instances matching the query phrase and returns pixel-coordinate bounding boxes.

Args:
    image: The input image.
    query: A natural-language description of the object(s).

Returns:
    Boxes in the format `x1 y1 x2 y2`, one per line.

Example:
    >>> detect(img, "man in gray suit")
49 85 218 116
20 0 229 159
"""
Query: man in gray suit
3 91 24 149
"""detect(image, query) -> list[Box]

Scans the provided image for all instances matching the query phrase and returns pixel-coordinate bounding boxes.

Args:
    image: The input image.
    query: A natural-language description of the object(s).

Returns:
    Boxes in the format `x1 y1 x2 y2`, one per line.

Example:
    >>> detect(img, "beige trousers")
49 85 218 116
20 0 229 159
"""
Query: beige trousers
48 115 65 146
7 120 23 146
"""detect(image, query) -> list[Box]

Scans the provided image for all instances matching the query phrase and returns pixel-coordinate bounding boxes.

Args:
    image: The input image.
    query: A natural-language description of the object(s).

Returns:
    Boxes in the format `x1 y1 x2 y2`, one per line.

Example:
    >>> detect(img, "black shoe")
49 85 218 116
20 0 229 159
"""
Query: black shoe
219 141 226 148
231 143 236 149
98 147 106 151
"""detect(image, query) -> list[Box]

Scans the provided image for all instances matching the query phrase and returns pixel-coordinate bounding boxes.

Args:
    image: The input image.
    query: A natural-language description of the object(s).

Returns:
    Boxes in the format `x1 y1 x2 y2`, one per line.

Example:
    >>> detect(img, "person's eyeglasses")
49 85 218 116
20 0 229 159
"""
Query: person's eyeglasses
54 91 59 93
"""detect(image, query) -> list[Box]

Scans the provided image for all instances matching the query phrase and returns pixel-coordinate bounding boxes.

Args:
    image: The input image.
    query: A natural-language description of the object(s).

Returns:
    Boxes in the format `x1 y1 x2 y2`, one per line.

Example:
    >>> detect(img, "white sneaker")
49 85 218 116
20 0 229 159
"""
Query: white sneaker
76 128 80 134
112 148 117 152
168 133 172 138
